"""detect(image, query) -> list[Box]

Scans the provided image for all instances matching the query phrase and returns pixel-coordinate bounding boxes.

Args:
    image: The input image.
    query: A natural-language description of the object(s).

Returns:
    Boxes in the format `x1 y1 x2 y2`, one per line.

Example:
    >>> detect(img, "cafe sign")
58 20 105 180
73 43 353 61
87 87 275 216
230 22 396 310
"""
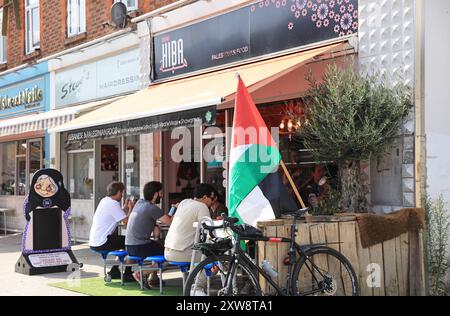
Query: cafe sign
0 77 46 118
153 0 358 80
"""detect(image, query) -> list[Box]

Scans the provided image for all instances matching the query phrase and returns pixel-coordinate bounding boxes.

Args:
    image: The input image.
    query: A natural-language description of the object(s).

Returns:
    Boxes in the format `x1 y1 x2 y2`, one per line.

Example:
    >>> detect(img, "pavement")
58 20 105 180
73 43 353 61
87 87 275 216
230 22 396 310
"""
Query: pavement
0 233 183 296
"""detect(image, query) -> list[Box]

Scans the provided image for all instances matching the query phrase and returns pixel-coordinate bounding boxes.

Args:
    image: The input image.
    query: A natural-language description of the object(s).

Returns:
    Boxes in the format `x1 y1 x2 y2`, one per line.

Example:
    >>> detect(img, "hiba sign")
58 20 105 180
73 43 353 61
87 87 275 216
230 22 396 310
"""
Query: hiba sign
160 36 188 74
55 49 140 108
153 0 358 80
0 77 45 119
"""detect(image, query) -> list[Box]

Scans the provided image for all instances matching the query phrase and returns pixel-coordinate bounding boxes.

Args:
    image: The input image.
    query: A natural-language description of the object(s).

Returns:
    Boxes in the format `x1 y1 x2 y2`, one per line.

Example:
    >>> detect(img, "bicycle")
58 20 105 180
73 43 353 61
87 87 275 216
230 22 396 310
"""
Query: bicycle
184 209 359 296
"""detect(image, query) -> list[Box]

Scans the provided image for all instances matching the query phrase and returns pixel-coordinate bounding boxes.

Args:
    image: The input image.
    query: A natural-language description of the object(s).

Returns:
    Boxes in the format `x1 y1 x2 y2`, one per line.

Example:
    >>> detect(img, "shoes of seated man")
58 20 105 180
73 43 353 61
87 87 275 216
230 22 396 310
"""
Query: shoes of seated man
148 276 166 287
108 267 122 279
122 272 136 283
190 287 207 296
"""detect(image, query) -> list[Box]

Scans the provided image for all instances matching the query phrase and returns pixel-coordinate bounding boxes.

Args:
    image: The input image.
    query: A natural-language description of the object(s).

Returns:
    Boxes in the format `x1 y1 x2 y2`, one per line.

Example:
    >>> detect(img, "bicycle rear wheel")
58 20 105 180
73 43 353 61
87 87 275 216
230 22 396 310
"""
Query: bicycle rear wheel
291 247 359 296
184 255 262 296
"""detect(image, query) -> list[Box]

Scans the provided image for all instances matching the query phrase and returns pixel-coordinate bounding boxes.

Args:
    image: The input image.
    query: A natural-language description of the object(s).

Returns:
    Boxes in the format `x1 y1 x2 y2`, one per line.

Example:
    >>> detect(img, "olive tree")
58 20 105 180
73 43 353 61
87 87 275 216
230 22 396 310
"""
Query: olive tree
296 64 413 212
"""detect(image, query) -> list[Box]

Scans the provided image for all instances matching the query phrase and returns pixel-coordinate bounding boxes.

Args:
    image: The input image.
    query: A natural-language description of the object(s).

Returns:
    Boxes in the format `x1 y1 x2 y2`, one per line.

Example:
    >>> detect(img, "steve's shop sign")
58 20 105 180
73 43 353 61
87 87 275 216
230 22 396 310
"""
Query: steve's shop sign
153 0 358 80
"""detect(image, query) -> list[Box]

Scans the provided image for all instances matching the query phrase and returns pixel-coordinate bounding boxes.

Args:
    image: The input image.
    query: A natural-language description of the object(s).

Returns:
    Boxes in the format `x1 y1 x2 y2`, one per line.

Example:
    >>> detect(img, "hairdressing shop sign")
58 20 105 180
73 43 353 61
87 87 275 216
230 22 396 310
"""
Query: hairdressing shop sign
55 49 140 108
153 0 358 80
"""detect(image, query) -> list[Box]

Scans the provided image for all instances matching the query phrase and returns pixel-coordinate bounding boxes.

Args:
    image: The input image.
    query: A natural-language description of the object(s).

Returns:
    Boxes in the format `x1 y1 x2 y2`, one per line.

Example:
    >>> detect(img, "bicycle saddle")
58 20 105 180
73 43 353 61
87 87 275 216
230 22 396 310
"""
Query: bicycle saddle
235 224 265 238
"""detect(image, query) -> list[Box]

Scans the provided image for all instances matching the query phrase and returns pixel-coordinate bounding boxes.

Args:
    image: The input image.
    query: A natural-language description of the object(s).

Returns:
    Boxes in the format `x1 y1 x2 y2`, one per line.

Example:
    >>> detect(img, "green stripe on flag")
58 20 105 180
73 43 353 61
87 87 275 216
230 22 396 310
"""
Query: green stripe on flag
228 144 281 221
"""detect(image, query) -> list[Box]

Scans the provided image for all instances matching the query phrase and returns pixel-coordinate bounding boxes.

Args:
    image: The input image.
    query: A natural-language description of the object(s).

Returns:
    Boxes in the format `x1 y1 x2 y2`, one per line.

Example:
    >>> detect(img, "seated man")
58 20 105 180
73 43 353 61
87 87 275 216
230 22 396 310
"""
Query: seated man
164 183 215 295
89 181 134 281
125 181 172 288
210 189 228 220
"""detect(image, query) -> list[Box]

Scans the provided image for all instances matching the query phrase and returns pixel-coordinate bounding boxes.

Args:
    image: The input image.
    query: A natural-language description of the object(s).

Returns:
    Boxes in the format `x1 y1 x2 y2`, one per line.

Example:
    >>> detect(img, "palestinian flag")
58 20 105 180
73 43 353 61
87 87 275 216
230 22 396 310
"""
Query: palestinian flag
228 77 297 227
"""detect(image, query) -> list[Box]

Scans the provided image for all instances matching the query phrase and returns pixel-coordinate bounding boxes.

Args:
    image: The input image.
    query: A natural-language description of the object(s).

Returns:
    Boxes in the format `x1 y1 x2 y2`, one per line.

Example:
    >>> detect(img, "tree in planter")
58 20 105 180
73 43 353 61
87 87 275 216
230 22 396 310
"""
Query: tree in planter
295 64 413 212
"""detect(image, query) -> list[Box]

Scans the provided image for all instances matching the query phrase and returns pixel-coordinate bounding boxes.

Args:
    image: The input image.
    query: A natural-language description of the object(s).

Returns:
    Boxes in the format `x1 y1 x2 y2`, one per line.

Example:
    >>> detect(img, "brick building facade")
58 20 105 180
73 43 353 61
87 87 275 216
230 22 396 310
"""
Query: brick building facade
0 0 176 71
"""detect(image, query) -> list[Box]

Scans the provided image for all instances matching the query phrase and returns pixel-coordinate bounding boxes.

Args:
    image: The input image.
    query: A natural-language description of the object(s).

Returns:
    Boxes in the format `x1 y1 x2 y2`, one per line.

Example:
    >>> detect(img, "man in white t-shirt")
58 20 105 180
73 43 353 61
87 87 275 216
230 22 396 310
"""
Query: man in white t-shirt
164 184 215 261
164 183 215 295
89 181 135 280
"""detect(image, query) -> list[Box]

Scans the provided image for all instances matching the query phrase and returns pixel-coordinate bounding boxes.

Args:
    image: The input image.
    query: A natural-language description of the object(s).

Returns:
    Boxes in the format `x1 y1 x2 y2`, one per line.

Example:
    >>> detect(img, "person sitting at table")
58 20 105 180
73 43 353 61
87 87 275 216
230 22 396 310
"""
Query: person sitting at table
210 189 228 220
164 183 215 295
89 181 135 281
125 181 172 289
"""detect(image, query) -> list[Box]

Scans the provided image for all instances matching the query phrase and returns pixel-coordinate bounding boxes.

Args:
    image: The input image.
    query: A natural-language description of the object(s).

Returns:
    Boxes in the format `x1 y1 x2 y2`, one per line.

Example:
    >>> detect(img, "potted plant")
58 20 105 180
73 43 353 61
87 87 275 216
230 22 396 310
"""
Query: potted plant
293 63 413 213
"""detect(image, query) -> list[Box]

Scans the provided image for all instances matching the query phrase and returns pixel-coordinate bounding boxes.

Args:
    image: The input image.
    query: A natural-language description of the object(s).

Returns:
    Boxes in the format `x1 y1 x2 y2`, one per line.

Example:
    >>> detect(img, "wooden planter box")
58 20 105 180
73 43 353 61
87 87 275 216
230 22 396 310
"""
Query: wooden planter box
256 215 426 296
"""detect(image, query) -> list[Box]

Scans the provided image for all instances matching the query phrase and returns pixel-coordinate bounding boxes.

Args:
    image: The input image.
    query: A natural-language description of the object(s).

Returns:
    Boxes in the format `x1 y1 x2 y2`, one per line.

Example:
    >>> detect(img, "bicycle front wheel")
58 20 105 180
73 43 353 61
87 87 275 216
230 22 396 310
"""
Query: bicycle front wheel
184 255 262 296
291 247 359 296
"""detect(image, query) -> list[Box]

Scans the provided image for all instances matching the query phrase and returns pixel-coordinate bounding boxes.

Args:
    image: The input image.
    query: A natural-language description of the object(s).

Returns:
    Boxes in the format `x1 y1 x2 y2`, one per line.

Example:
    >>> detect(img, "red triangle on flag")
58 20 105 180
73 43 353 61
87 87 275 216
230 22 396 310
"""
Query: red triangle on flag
232 76 278 149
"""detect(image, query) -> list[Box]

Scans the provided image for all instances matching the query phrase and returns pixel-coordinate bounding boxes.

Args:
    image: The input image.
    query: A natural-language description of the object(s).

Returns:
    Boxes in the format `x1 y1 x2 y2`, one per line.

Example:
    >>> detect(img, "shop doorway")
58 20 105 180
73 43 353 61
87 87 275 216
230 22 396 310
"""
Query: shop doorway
94 138 121 208
162 127 201 211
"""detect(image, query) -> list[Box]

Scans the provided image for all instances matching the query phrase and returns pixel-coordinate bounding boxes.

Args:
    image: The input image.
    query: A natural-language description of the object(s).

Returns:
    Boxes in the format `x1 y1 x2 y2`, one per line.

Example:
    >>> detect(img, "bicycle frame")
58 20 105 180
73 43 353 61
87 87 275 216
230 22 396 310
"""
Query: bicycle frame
222 217 340 296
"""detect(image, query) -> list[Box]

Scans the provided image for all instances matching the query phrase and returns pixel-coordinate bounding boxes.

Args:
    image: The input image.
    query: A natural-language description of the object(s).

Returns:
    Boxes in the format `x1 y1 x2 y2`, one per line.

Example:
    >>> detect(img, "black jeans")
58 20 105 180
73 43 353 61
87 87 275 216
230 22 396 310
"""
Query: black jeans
126 240 164 258
91 235 132 275
90 235 125 252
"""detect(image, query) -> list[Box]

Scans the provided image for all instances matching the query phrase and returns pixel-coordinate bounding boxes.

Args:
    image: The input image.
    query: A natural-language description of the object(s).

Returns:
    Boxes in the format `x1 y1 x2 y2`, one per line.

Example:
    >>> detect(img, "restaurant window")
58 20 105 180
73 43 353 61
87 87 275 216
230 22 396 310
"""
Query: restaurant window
0 143 16 195
258 99 338 207
67 0 86 37
66 140 94 200
0 8 6 64
124 135 140 199
202 111 226 201
114 0 137 11
25 0 40 54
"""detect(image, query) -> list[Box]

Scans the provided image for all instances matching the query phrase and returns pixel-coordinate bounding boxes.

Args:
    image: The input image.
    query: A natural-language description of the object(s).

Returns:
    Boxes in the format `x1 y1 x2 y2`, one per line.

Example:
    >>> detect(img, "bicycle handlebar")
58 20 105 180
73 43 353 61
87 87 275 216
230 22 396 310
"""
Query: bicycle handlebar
221 213 239 224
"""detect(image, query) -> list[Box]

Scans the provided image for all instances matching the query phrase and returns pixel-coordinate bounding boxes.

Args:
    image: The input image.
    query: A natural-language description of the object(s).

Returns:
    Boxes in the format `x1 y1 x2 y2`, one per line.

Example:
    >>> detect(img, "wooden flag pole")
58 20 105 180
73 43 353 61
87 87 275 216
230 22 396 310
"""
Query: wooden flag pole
280 160 306 209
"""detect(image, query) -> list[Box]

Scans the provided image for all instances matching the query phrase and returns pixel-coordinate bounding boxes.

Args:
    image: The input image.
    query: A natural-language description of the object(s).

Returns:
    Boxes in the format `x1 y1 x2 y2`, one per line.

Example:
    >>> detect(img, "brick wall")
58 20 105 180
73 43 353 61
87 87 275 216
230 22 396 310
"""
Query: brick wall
0 0 177 71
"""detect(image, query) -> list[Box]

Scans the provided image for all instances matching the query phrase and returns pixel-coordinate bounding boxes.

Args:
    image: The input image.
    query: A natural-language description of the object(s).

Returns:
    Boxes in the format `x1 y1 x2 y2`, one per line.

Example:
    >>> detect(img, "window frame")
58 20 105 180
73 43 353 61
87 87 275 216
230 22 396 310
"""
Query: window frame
25 0 40 55
0 138 43 196
67 0 86 38
114 0 138 12
0 8 6 64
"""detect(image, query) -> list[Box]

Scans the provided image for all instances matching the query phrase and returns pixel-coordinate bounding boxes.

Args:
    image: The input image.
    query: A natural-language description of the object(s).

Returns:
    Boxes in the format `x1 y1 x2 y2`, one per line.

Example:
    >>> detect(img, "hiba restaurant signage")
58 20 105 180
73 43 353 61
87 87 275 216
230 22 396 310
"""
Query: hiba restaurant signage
153 0 358 80
0 77 45 119
55 49 140 108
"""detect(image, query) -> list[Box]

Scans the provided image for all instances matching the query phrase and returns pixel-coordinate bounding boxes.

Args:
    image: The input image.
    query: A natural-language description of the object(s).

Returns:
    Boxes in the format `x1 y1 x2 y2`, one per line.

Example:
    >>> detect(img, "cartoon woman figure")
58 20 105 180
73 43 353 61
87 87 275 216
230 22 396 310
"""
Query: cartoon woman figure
22 169 72 254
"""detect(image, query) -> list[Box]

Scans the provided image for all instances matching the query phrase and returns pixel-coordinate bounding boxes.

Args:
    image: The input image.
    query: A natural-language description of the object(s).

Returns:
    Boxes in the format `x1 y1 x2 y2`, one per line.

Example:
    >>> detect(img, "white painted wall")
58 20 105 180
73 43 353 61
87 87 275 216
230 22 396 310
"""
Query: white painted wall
424 0 450 205
424 0 450 286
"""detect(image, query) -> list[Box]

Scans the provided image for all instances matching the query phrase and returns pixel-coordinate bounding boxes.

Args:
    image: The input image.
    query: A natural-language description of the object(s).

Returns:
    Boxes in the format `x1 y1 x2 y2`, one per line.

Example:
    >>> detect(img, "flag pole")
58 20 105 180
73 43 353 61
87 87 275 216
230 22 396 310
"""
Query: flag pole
280 160 306 209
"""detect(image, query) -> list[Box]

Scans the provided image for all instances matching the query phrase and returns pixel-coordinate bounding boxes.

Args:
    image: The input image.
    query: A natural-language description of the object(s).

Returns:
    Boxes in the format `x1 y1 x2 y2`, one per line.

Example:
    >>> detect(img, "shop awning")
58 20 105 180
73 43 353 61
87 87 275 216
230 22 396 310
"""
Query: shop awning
0 96 124 137
51 42 348 142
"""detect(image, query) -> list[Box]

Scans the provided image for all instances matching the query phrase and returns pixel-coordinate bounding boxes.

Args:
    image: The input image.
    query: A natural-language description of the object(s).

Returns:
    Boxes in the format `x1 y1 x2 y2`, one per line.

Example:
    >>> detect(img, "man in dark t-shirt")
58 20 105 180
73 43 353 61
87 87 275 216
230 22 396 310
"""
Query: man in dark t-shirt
125 181 172 288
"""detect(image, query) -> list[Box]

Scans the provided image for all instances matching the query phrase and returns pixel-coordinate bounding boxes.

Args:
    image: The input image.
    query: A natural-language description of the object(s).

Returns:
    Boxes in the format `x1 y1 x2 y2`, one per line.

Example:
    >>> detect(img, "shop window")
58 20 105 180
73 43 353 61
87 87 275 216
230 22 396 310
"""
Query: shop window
28 140 43 183
67 0 86 37
66 140 94 200
25 0 40 55
0 139 44 196
0 143 16 195
124 135 140 199
0 8 6 64
114 0 138 11
16 141 27 196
